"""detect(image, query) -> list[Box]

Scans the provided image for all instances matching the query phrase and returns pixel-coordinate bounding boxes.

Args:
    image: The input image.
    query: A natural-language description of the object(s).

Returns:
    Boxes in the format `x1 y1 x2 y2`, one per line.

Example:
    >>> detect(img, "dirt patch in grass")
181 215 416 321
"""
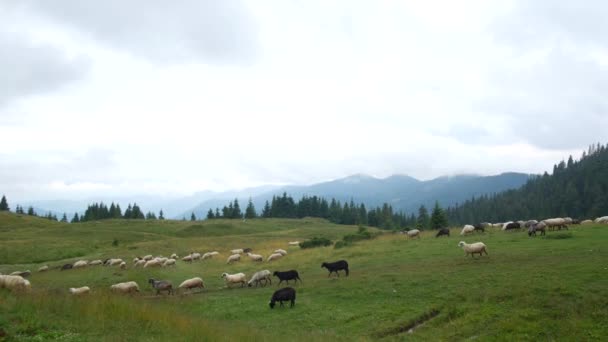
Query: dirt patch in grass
374 309 440 337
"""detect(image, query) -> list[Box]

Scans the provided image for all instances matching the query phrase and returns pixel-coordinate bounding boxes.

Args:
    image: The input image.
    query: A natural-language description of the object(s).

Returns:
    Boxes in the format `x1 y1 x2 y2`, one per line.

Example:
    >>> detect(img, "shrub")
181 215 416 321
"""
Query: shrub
334 227 380 249
299 237 333 249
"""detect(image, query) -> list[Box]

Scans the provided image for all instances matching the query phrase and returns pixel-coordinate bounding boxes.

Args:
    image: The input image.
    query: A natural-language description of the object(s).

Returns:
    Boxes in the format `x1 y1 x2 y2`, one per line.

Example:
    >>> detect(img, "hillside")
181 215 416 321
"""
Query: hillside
447 144 608 224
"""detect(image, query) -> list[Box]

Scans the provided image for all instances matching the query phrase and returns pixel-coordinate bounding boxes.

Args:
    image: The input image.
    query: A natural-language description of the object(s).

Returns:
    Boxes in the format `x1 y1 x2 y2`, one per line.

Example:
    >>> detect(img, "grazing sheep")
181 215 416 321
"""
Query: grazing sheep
73 260 88 269
61 263 73 271
156 257 168 263
148 278 174 295
501 221 513 230
143 255 153 261
202 252 213 260
492 223 503 228
221 272 247 287
480 222 492 228
178 277 205 293
208 251 220 256
69 286 90 295
191 253 201 261
273 270 302 285
458 241 488 258
247 253 264 262
162 258 176 267
269 287 296 309
473 224 485 233
321 260 349 277
110 281 140 294
595 216 608 224
267 253 283 262
543 218 568 231
132 257 141 263
288 241 300 246
581 219 593 224
461 225 475 235
170 253 178 259
502 222 521 231
407 229 421 239
528 222 546 237
134 259 146 267
231 249 244 255
274 249 288 256
248 270 272 287
106 258 124 266
227 254 241 264
563 217 573 224
182 255 193 262
524 220 539 228
243 248 253 253
119 261 127 269
144 259 162 268
0 275 31 292
38 265 49 272
9 270 31 278
89 260 103 266
436 228 450 238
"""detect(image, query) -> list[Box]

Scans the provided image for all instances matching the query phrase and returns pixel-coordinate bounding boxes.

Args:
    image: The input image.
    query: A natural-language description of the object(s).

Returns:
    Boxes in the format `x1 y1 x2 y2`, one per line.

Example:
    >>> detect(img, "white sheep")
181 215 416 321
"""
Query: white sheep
73 260 88 268
246 253 264 262
407 229 421 239
144 259 162 268
170 253 178 259
10 270 31 278
110 281 140 294
543 218 567 230
458 241 488 258
267 253 283 262
182 255 193 262
191 253 201 261
38 265 49 272
157 257 168 263
132 257 140 263
69 286 90 295
208 251 220 256
89 260 103 266
288 241 300 246
501 221 514 231
0 275 31 292
460 225 475 235
595 216 608 224
230 249 244 255
143 255 154 261
162 258 176 267
273 249 287 256
581 219 593 224
221 272 246 287
179 277 205 293
134 259 146 267
226 254 241 264
119 261 127 269
247 270 272 287
202 252 213 260
106 258 124 266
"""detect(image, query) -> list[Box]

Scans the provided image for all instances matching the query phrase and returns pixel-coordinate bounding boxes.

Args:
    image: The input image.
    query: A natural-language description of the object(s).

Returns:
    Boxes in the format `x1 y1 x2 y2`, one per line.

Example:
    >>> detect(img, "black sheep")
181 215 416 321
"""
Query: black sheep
436 228 450 237
60 263 73 271
243 248 253 253
269 287 296 309
321 260 349 277
504 222 521 230
273 270 302 285
473 224 485 233
148 278 174 295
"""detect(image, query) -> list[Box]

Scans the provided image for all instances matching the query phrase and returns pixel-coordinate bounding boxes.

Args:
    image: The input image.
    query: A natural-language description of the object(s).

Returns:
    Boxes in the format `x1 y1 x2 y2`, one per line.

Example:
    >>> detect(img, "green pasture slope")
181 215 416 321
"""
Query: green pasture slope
1 211 607 341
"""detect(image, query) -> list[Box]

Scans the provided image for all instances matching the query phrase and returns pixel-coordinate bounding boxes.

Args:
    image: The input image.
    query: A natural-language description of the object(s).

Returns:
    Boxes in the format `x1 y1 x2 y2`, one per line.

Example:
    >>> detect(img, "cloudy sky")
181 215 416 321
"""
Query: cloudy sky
1 0 607 201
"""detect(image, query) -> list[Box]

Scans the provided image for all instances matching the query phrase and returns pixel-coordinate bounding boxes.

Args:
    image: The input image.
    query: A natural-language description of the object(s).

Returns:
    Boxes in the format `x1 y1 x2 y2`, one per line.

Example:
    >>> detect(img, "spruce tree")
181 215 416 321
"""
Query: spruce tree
207 209 215 219
261 201 271 218
27 206 36 216
416 205 430 230
215 208 221 218
245 198 257 219
60 213 68 222
159 210 165 220
190 212 196 221
232 199 242 219
430 201 448 229
0 195 9 211
72 213 80 223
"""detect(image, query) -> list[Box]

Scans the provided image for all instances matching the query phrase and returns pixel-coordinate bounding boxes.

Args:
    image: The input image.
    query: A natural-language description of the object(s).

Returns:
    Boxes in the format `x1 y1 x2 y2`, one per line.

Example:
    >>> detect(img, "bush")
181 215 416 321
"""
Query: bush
299 237 333 249
334 227 379 249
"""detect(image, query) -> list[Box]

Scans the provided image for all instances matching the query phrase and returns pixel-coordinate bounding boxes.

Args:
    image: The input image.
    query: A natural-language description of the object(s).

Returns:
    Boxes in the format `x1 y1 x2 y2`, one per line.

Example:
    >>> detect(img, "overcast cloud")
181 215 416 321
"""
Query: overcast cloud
1 0 606 202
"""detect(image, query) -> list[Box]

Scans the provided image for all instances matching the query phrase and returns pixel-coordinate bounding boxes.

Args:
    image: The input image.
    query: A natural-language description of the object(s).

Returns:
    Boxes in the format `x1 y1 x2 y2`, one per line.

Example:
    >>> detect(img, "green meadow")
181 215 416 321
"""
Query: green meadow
1 212 607 341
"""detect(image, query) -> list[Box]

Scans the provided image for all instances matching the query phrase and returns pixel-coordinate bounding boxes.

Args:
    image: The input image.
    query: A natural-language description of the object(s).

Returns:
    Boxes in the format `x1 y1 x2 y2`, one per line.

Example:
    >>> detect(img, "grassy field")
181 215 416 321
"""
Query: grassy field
1 212 607 341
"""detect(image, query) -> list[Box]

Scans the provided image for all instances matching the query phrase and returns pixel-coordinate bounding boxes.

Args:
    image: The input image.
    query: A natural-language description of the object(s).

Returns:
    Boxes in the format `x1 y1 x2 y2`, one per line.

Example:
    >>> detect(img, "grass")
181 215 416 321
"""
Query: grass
1 212 607 341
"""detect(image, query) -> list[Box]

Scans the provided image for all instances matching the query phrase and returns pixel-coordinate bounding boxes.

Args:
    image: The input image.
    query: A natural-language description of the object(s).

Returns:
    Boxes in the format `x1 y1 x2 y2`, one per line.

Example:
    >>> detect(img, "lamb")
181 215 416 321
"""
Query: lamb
73 260 88 268
148 278 174 295
407 229 421 239
231 249 244 255
267 253 283 262
162 258 176 267
458 241 488 258
528 221 546 237
288 241 300 246
273 270 302 285
321 260 349 277
144 259 162 268
0 275 31 292
89 260 103 266
178 277 205 293
273 249 288 256
269 287 296 309
227 254 241 264
460 225 475 235
436 228 450 238
246 253 264 262
110 281 140 294
134 259 146 267
247 270 272 287
10 270 31 278
38 265 49 272
182 255 193 262
222 272 247 287
69 286 90 295
119 261 127 269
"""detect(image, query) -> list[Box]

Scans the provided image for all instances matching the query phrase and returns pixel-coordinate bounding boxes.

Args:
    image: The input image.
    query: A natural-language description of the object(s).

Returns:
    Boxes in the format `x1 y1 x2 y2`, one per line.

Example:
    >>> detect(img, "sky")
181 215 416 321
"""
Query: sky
1 0 607 202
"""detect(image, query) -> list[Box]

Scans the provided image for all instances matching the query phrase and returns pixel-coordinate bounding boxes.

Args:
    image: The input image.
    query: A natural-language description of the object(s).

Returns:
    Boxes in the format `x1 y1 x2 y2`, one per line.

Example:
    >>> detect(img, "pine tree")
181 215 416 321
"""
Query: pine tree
72 213 80 223
416 205 430 230
430 201 448 229
0 195 9 211
27 206 36 216
261 201 271 218
159 210 165 220
146 211 157 220
232 199 242 219
245 198 257 219
60 213 68 222
207 209 215 219
190 212 196 221
215 208 221 218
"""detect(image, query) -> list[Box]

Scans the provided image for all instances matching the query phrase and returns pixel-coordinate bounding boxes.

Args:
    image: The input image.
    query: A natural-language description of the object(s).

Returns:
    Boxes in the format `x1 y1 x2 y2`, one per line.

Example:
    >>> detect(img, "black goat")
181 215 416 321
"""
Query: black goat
436 228 450 237
148 278 174 295
273 270 302 285
321 260 349 277
269 287 296 309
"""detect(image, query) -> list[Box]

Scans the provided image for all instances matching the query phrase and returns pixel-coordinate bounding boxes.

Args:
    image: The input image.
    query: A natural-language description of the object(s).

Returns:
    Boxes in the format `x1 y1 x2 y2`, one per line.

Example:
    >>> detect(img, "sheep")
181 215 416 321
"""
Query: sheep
473 224 485 233
436 228 450 238
106 258 124 266
182 255 193 262
222 272 247 288
581 219 593 224
321 260 349 277
208 251 220 256
110 281 140 294
61 263 73 271
69 286 90 295
202 252 213 260
407 229 421 239
246 253 264 262
460 225 475 235
524 220 539 228
501 221 514 230
267 253 283 262
273 249 288 256
563 217 573 224
231 249 244 255
248 270 272 287
9 270 31 278
480 222 492 228
191 253 201 261
133 257 141 263
73 260 88 269
119 261 127 269
144 259 162 268
458 241 488 258
492 223 503 228
528 222 546 237
162 258 176 267
269 287 296 309
38 265 49 272
288 241 300 246
243 248 253 253
595 216 608 224
227 254 241 264
148 278 174 295
0 275 31 292
273 270 302 285
543 218 568 231
156 257 168 263
503 222 521 231
89 260 103 266
178 277 205 293
170 253 178 259
134 259 146 267
143 255 153 261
